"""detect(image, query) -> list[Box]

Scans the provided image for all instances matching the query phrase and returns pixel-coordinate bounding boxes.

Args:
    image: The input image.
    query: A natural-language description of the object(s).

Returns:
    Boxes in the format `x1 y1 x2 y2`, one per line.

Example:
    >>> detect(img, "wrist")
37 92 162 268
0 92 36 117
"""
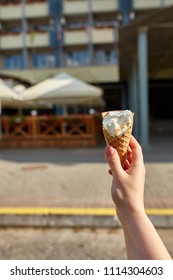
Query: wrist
116 206 146 226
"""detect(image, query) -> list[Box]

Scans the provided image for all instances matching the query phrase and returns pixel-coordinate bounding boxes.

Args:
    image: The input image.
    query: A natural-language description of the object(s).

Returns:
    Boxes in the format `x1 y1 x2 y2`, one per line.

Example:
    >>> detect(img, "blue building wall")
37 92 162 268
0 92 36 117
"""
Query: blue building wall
118 0 133 25
48 0 63 66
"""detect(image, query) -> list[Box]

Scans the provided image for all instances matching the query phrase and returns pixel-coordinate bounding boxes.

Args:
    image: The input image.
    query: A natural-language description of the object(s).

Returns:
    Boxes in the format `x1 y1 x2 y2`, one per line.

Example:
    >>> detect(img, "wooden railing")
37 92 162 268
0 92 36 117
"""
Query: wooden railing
0 115 102 148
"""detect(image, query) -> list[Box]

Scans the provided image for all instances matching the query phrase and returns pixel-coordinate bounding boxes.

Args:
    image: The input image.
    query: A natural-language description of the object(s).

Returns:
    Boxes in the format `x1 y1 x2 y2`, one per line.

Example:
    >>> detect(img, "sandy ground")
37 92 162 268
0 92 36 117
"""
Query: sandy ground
0 156 173 208
0 228 172 260
0 159 113 208
0 138 173 260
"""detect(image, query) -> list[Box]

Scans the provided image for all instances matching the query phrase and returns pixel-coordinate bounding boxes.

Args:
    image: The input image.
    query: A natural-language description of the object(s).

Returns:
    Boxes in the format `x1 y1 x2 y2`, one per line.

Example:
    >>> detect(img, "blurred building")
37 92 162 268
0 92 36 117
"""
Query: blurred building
0 0 173 119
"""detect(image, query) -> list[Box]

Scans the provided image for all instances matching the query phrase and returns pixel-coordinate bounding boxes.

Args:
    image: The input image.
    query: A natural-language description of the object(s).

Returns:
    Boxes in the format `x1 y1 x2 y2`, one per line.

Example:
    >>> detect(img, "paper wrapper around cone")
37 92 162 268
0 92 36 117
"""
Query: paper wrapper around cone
102 112 134 166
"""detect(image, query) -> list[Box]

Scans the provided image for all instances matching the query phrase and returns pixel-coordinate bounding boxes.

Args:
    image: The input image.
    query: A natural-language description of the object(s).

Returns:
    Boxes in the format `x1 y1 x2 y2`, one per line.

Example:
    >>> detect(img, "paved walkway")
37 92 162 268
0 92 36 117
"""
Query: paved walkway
0 136 172 227
0 227 172 259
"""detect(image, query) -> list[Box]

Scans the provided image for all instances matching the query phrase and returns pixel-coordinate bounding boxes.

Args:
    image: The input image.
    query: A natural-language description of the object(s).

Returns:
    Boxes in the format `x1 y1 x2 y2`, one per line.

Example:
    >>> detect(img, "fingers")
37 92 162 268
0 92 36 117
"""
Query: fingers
105 136 144 177
127 146 132 164
108 158 130 175
123 160 131 170
129 135 140 149
105 145 122 176
108 169 112 176
129 135 144 166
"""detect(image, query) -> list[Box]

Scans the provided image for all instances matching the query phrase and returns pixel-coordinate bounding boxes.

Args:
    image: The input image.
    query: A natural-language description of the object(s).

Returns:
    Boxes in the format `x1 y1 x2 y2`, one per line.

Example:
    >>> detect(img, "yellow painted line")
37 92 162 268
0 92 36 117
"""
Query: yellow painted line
146 208 173 216
0 207 115 216
0 207 172 216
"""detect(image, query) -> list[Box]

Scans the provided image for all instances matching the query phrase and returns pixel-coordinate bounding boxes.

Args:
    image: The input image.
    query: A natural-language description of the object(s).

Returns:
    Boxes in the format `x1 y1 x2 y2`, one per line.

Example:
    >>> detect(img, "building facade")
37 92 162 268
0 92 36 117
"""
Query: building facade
1 0 173 71
0 0 119 68
1 0 173 115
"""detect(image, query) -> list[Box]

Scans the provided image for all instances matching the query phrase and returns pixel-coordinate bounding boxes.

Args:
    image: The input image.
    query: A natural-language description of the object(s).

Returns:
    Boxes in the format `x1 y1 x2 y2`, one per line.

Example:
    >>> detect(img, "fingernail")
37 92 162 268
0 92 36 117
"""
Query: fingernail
106 145 115 156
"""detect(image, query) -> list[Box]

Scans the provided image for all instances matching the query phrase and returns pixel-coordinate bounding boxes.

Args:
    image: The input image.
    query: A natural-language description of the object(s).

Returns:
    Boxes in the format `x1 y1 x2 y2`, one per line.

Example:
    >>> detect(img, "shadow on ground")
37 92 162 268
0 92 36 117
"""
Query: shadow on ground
0 136 173 164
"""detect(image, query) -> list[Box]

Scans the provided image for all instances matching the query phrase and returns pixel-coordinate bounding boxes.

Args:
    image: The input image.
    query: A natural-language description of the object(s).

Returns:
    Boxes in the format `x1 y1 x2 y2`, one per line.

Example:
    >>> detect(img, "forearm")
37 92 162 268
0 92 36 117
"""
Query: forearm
117 209 172 260
105 139 171 260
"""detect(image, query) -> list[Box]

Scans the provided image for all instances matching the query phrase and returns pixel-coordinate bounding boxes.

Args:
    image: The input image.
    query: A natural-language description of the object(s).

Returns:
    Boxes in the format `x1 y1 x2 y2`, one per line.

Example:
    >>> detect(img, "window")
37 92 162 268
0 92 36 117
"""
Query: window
95 49 118 65
5 55 23 69
66 50 89 66
33 53 55 68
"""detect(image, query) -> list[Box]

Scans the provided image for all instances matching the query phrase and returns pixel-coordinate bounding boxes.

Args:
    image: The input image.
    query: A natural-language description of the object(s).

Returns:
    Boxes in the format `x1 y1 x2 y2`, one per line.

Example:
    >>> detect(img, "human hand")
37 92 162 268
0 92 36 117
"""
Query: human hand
105 135 146 216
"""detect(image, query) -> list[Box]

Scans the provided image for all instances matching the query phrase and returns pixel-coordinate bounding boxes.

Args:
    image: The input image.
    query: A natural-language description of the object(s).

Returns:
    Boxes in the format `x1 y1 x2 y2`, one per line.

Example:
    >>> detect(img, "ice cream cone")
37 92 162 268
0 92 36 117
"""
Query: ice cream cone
102 111 134 166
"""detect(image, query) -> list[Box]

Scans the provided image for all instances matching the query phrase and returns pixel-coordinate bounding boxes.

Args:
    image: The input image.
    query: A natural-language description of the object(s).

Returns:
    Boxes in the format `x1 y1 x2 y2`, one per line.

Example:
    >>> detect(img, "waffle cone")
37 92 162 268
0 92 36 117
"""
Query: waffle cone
102 111 134 166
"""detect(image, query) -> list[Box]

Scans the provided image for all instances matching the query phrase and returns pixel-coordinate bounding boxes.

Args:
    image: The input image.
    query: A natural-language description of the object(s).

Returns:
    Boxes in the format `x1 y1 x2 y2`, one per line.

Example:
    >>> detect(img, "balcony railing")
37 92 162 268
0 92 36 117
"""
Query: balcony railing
0 31 49 50
1 115 101 148
134 0 163 9
0 1 48 20
64 27 116 46
64 0 119 15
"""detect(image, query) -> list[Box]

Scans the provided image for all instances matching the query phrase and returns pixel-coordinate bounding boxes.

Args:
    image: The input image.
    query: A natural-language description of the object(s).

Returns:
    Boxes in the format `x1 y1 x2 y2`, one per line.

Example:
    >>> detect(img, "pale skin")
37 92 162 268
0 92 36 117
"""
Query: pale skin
105 135 172 260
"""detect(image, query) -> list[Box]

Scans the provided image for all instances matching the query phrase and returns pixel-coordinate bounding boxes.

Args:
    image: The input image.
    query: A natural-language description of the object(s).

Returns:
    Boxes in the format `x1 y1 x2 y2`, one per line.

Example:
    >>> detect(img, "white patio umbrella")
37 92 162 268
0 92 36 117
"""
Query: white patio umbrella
13 84 26 94
0 80 19 112
20 72 105 108
0 81 20 138
0 81 52 138
0 80 51 110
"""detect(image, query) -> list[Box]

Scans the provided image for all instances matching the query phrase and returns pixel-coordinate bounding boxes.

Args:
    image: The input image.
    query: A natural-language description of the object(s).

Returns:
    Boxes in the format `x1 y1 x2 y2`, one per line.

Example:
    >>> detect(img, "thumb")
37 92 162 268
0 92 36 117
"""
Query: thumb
105 145 122 175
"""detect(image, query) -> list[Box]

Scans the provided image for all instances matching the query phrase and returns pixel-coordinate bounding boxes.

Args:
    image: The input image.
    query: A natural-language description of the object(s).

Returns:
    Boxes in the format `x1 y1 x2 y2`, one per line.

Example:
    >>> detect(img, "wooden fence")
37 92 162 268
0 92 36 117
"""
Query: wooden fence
0 115 102 148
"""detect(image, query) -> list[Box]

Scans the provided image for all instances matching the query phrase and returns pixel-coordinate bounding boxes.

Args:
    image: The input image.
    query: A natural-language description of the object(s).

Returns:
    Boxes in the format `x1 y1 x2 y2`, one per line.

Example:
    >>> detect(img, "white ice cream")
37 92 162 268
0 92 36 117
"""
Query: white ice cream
102 110 133 137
